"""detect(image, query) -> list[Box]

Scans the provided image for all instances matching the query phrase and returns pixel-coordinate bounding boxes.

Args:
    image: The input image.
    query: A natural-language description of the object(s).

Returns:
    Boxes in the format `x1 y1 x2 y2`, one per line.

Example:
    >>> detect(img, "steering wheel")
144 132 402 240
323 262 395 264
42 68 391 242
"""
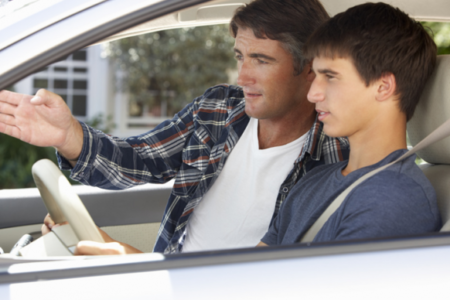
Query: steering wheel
32 159 104 244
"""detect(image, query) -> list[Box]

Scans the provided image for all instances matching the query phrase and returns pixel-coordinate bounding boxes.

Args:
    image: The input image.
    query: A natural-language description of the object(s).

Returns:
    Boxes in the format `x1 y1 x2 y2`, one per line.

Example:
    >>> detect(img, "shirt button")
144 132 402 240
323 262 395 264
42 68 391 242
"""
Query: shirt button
282 187 289 193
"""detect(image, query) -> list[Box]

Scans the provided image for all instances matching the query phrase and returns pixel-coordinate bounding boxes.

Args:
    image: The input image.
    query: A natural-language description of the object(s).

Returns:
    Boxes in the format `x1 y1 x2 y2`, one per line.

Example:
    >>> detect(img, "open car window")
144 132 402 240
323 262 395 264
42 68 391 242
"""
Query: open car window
1 1 450 298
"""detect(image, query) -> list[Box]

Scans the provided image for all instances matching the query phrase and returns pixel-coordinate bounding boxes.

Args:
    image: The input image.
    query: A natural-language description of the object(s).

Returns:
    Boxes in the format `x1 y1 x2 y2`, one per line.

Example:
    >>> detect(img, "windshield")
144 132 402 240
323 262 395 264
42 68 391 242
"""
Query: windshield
0 0 105 52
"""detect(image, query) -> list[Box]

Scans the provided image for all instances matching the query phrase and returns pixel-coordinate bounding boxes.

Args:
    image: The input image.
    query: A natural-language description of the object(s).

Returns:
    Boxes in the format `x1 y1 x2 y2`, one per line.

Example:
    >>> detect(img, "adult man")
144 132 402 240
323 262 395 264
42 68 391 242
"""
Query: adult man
0 0 348 254
259 2 441 247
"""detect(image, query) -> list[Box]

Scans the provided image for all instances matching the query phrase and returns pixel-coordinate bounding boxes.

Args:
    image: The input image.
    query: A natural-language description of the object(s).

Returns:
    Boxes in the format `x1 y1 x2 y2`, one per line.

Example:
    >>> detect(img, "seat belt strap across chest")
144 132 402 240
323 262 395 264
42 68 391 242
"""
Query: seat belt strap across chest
300 118 450 243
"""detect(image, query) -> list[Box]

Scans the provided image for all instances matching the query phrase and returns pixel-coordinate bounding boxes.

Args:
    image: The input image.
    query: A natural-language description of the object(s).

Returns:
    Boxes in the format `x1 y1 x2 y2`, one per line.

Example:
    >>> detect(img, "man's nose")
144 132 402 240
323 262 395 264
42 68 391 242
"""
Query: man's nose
307 78 325 103
237 61 255 86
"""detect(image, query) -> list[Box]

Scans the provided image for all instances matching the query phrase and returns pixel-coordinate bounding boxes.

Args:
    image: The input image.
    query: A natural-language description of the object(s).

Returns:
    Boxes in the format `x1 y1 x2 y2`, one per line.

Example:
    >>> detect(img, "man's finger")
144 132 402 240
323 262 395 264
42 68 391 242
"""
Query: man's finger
0 101 17 116
41 224 51 236
0 123 21 140
75 241 103 255
30 96 43 105
74 241 125 256
43 213 56 228
0 90 31 106
0 112 16 127
33 89 63 107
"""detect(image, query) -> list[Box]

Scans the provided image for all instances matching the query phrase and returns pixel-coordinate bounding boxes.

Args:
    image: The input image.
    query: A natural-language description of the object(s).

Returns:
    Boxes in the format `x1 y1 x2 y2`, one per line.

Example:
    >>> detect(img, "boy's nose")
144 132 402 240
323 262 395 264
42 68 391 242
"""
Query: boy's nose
307 79 325 103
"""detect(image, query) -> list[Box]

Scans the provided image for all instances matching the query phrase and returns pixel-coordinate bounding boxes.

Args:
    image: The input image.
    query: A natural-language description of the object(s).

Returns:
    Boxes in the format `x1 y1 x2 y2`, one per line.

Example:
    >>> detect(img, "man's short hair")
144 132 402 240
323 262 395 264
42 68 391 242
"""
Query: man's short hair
230 0 329 75
303 2 437 121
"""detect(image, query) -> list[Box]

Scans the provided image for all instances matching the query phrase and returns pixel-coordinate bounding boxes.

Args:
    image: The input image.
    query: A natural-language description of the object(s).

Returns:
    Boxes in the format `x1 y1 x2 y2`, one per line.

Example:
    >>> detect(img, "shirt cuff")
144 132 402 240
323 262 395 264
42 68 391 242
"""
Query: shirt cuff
56 121 97 181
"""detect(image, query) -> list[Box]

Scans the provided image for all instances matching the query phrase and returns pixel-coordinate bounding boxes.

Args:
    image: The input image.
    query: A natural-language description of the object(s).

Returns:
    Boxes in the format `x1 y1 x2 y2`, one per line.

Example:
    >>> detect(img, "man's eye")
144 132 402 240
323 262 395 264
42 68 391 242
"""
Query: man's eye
326 74 335 79
235 54 243 61
257 59 268 64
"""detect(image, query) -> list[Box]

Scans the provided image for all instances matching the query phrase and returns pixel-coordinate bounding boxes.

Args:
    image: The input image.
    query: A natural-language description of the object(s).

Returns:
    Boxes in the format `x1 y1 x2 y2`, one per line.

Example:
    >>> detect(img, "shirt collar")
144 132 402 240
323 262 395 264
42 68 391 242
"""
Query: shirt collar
296 116 326 163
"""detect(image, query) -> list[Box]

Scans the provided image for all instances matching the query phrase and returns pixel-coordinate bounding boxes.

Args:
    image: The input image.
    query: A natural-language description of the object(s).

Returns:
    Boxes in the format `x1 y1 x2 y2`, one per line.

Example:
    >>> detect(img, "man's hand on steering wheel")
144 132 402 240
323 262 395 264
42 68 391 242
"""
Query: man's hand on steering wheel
41 213 67 235
41 213 143 255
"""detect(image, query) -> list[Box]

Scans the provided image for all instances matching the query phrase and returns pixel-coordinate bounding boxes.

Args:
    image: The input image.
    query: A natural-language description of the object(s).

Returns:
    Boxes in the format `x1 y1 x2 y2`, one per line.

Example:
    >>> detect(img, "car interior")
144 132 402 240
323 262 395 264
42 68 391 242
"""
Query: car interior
409 55 450 232
0 0 450 260
2 2 450 298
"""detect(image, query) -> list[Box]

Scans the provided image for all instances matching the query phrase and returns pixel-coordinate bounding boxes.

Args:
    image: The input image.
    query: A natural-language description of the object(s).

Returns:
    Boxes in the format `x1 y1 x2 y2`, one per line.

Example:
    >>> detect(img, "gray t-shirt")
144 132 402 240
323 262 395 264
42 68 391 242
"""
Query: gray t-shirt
262 149 441 245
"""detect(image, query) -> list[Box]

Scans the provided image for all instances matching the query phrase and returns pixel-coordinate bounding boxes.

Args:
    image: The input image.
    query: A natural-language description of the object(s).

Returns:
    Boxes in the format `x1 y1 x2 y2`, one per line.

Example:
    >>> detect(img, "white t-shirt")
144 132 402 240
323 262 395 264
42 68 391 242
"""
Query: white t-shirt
182 117 308 252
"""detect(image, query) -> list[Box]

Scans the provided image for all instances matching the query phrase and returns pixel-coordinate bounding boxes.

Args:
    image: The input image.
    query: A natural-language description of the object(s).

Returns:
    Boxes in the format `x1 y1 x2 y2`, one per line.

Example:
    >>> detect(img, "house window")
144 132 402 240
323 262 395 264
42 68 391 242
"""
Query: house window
54 79 68 89
54 67 67 72
33 78 48 89
72 50 87 61
73 80 87 90
72 95 87 116
27 49 90 117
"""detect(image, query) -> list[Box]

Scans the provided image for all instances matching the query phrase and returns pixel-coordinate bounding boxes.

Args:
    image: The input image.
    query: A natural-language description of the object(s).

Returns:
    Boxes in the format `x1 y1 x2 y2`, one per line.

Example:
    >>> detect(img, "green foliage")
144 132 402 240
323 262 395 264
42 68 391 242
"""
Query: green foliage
0 112 115 190
84 113 116 134
0 134 56 189
422 22 450 54
104 25 236 116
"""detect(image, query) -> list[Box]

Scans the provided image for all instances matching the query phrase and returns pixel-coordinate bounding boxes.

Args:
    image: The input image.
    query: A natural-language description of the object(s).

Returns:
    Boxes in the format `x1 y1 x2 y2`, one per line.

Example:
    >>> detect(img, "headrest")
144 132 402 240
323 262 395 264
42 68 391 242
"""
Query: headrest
407 55 450 164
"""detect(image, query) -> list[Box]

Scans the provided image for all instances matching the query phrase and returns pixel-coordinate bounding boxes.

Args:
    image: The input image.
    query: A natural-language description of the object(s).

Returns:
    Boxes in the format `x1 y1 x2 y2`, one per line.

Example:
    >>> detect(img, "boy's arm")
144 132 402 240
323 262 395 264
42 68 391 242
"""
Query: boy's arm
258 203 289 246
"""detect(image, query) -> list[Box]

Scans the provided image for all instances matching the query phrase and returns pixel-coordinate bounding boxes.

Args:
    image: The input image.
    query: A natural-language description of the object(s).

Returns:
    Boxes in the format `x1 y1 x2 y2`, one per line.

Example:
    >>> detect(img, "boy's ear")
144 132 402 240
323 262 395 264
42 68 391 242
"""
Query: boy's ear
375 72 396 102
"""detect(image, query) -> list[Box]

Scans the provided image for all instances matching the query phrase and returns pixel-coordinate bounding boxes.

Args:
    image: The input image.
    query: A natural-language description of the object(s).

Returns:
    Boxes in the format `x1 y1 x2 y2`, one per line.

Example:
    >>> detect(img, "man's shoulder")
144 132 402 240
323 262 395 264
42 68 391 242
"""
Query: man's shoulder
197 84 244 104
188 84 248 133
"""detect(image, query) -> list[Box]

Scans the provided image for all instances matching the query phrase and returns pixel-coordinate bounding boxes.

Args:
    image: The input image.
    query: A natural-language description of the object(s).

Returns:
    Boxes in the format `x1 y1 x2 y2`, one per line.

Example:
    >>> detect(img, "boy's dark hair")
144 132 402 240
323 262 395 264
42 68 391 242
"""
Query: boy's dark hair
303 2 437 121
230 0 329 75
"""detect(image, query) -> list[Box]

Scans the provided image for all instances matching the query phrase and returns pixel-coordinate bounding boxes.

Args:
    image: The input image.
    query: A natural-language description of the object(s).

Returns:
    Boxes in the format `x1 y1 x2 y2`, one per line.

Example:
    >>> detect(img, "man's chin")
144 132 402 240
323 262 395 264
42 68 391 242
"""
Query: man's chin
244 106 262 119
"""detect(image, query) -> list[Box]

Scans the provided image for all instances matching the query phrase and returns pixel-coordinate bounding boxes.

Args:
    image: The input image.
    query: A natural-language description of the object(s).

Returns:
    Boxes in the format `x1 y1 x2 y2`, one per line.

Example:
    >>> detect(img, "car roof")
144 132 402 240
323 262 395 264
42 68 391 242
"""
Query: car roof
0 0 449 89
101 0 450 44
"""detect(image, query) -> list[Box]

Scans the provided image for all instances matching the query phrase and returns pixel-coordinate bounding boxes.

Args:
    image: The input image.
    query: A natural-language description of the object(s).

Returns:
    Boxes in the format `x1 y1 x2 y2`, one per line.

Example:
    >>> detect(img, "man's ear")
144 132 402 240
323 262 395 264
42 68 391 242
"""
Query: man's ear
375 72 396 102
305 61 315 83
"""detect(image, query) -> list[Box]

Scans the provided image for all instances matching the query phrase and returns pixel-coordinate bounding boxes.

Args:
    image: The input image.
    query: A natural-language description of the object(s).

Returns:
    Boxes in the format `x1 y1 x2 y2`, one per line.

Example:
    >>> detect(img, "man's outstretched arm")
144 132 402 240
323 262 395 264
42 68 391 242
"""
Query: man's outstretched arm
0 89 83 164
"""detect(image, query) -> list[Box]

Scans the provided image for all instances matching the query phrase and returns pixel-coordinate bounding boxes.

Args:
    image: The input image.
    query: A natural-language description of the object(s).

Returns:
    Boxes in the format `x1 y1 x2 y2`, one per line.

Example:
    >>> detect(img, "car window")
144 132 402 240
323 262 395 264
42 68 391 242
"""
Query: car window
6 24 235 189
2 0 450 262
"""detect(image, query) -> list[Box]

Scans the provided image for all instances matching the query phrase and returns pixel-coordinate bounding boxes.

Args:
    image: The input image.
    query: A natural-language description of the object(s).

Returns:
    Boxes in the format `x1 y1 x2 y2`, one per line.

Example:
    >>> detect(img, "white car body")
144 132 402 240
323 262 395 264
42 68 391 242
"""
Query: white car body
0 0 450 299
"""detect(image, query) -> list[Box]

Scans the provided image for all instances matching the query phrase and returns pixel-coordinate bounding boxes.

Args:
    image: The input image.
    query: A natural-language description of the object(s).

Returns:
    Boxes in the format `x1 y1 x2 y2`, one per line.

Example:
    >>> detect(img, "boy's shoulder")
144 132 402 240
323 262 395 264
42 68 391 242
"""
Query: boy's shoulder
345 151 440 224
361 151 434 199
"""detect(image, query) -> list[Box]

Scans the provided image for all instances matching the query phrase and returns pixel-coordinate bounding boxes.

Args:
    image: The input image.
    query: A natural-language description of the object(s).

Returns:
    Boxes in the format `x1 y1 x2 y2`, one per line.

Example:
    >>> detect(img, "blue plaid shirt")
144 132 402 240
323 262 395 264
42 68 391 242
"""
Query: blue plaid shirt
58 84 349 254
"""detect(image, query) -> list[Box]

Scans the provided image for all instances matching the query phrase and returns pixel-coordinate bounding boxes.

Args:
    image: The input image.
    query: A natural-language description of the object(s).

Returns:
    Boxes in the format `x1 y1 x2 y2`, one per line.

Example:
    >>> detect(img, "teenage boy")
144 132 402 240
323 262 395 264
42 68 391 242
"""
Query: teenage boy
0 0 349 254
259 2 441 246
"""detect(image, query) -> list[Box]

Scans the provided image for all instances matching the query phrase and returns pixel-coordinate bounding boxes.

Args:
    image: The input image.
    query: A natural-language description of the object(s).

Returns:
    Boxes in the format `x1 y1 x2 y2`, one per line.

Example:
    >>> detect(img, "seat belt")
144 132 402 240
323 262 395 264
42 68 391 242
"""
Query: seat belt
300 118 450 243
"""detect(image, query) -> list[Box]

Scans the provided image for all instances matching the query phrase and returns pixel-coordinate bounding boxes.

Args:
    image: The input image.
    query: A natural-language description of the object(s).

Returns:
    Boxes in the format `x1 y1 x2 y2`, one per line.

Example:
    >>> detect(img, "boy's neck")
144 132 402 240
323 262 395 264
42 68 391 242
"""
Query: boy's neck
342 115 407 176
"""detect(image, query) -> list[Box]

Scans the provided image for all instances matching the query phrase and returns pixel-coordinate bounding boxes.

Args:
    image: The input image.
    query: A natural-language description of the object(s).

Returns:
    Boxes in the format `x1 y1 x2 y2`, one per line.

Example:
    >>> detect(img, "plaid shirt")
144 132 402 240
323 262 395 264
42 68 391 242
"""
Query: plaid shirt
59 84 349 254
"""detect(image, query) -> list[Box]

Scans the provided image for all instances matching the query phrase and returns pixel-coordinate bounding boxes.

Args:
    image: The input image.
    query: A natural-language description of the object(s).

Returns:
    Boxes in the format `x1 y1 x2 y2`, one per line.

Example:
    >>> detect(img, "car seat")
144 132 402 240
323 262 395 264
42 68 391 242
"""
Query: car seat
408 55 450 231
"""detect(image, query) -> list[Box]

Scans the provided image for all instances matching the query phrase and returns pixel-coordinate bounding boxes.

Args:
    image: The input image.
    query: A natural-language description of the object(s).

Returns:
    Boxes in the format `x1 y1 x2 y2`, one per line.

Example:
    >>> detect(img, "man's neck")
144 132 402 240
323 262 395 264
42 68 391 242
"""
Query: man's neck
342 116 407 176
257 109 316 150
